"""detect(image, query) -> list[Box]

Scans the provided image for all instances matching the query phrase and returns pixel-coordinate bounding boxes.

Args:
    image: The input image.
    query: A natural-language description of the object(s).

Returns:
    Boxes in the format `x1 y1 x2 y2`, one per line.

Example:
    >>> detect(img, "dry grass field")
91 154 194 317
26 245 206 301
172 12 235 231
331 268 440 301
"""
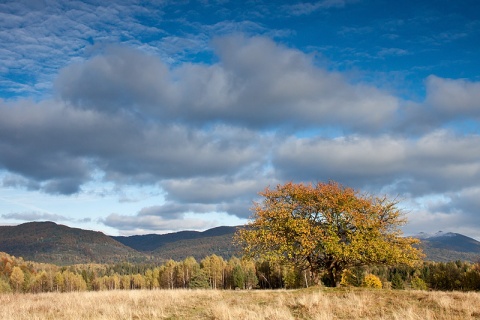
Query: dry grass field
0 288 479 320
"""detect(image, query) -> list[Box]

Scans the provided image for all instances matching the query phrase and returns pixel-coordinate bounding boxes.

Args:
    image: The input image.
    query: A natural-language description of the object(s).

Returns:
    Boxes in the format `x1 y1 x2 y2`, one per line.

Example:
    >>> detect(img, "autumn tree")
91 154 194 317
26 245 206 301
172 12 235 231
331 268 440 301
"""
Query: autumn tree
9 266 24 292
201 255 226 289
236 181 424 287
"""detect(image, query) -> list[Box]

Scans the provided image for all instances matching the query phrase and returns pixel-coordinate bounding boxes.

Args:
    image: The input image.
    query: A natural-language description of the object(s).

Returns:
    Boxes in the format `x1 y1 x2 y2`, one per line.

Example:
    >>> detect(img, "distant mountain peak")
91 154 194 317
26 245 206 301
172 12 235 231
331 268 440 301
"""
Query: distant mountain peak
431 231 456 238
415 232 432 239
414 231 457 239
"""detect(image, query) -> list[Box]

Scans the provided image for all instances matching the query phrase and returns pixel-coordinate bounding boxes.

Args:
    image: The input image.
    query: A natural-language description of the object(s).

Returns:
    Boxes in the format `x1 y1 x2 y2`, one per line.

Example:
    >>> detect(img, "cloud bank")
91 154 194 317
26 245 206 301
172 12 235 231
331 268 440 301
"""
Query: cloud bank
1 33 480 237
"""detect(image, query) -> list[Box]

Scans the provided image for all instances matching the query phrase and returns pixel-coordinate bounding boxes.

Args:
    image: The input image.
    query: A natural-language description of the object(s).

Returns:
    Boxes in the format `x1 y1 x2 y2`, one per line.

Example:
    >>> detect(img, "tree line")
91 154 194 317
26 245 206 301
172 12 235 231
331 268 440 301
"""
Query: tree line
1 251 480 293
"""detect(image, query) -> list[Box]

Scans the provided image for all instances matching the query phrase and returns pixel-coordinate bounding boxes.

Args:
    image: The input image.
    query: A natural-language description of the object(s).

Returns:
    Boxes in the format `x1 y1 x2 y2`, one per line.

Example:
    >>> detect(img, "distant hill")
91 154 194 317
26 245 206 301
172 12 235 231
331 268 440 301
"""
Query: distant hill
0 221 148 265
112 226 241 261
413 231 480 262
112 226 238 253
2 222 480 265
151 232 240 261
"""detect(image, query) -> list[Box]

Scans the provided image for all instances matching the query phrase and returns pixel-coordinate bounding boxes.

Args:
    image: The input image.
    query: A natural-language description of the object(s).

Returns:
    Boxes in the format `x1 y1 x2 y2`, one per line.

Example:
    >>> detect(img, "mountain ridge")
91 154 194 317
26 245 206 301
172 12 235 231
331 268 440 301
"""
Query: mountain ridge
112 226 239 252
0 221 147 265
1 222 479 264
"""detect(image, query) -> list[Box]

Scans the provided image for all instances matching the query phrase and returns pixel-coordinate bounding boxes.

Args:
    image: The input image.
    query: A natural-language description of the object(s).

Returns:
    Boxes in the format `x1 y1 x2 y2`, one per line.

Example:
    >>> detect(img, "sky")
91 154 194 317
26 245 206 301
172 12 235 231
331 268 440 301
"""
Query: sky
1 0 480 238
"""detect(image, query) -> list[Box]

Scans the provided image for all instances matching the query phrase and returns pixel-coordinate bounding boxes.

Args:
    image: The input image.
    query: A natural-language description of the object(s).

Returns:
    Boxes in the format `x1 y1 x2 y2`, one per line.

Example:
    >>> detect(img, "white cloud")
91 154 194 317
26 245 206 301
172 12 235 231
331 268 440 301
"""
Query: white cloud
425 76 480 116
274 130 480 195
2 211 71 222
56 36 399 132
284 0 352 16
102 212 217 235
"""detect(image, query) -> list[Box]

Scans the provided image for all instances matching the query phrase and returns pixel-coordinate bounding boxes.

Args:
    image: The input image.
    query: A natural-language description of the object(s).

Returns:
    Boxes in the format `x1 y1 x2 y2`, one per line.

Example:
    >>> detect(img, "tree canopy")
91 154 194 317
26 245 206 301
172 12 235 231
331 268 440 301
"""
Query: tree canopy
236 181 424 286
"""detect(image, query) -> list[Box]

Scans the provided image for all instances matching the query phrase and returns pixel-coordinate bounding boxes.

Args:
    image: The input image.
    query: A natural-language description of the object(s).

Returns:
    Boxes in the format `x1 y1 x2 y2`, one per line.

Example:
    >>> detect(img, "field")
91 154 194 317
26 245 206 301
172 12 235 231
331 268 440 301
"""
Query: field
1 288 479 320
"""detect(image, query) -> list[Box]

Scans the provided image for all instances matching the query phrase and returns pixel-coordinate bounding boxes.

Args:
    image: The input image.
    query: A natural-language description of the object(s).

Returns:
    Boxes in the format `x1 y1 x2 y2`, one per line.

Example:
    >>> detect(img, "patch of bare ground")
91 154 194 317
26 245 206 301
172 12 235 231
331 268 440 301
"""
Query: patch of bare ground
0 288 479 320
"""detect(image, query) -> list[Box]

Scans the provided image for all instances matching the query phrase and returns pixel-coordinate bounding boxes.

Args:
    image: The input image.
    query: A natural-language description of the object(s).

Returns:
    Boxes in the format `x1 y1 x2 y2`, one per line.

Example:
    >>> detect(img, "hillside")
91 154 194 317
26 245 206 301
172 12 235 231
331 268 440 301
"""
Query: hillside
414 232 480 262
151 233 241 261
112 226 237 252
0 221 148 265
2 222 480 264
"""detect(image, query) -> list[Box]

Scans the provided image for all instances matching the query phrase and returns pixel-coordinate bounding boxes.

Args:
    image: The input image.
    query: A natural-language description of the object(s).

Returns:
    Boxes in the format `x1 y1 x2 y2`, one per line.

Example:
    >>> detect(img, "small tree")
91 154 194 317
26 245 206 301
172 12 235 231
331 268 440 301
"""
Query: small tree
391 273 405 289
410 277 427 290
232 264 245 289
0 277 11 293
9 266 24 292
189 270 210 289
237 181 423 287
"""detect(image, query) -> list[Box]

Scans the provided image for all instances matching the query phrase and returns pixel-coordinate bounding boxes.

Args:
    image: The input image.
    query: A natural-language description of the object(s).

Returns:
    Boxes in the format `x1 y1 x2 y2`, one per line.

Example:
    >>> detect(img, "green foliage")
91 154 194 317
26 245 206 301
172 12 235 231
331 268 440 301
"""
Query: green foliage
188 270 210 289
411 277 427 290
363 274 382 289
340 268 364 287
232 265 245 289
0 277 11 293
391 273 405 290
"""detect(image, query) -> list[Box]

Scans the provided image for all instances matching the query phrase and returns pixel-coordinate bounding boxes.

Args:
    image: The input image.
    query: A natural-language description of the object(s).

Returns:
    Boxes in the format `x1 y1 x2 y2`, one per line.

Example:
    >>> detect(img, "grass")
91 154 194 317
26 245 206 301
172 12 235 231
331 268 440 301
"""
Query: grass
0 288 479 319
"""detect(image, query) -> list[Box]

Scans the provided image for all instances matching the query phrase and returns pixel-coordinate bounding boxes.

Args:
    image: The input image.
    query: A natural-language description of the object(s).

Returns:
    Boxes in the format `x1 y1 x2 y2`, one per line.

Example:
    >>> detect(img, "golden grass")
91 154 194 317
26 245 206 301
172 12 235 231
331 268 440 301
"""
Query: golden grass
0 288 479 320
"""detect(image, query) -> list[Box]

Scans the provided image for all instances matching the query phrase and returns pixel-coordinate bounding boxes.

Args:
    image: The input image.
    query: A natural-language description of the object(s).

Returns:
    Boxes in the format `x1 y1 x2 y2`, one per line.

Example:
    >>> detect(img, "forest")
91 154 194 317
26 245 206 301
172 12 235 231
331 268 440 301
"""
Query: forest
1 251 480 294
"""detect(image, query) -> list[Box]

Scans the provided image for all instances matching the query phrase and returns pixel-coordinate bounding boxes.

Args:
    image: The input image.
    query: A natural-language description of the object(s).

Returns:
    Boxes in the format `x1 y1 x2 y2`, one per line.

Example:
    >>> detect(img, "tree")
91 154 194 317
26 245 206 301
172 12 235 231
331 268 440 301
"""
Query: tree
236 181 423 287
391 273 405 289
232 264 245 289
201 255 226 289
9 266 24 292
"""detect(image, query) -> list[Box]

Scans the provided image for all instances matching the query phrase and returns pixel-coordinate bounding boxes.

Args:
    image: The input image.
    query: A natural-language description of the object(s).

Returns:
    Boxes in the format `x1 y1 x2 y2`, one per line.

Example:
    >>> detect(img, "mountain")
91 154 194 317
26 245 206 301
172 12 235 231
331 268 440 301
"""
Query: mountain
2 222 480 265
112 226 238 253
0 221 148 265
112 226 241 261
150 233 240 261
413 231 480 262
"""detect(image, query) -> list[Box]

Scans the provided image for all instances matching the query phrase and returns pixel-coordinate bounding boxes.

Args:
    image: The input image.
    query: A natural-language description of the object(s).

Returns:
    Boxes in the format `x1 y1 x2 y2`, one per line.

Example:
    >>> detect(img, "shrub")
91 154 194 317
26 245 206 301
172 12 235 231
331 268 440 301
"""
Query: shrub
411 277 428 290
0 277 11 293
363 274 382 289
340 269 364 287
391 273 404 290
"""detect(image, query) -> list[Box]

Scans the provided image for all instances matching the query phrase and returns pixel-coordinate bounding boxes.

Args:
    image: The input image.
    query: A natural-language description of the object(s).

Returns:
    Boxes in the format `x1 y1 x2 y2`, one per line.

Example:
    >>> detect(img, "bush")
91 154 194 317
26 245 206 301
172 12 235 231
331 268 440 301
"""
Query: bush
391 273 404 290
0 277 11 293
411 277 427 290
340 269 364 287
363 274 382 289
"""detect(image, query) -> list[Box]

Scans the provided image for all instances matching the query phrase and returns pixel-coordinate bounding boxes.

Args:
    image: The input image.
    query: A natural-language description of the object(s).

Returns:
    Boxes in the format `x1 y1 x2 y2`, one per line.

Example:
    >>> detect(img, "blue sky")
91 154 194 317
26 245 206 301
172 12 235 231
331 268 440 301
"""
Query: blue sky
1 0 480 238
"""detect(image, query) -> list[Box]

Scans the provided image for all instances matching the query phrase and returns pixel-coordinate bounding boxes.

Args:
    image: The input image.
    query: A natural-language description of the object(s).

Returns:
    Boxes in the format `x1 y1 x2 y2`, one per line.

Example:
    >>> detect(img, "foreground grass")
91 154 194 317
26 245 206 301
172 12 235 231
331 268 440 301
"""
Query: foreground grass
1 288 479 320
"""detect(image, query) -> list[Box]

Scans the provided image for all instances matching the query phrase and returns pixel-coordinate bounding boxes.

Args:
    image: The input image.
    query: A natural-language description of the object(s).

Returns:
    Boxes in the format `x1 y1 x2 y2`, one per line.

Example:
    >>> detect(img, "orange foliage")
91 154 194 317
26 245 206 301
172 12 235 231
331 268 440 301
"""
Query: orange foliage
236 181 424 286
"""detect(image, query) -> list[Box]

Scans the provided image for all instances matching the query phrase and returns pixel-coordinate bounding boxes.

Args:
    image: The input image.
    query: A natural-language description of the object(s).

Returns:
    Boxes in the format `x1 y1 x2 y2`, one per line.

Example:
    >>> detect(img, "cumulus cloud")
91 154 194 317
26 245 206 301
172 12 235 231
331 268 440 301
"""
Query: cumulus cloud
55 36 399 132
2 27 480 236
161 176 272 204
425 76 480 117
0 98 264 194
399 77 480 133
273 130 480 196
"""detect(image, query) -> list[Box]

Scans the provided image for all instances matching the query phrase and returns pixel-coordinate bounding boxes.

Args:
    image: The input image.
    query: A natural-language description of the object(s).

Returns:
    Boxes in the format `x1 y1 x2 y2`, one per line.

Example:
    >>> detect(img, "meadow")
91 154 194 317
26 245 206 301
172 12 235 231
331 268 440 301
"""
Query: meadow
1 288 479 320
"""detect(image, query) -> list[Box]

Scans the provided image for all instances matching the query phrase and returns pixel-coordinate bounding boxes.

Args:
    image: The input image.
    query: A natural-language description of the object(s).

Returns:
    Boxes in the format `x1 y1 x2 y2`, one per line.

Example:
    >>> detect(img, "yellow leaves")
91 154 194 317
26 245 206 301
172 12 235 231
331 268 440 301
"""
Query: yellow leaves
236 180 424 283
363 274 383 288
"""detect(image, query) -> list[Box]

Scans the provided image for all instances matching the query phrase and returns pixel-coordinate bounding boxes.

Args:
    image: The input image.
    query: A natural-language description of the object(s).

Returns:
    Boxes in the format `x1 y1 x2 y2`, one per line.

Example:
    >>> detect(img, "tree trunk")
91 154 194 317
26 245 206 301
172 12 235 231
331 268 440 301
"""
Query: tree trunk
309 266 321 285
324 265 343 287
